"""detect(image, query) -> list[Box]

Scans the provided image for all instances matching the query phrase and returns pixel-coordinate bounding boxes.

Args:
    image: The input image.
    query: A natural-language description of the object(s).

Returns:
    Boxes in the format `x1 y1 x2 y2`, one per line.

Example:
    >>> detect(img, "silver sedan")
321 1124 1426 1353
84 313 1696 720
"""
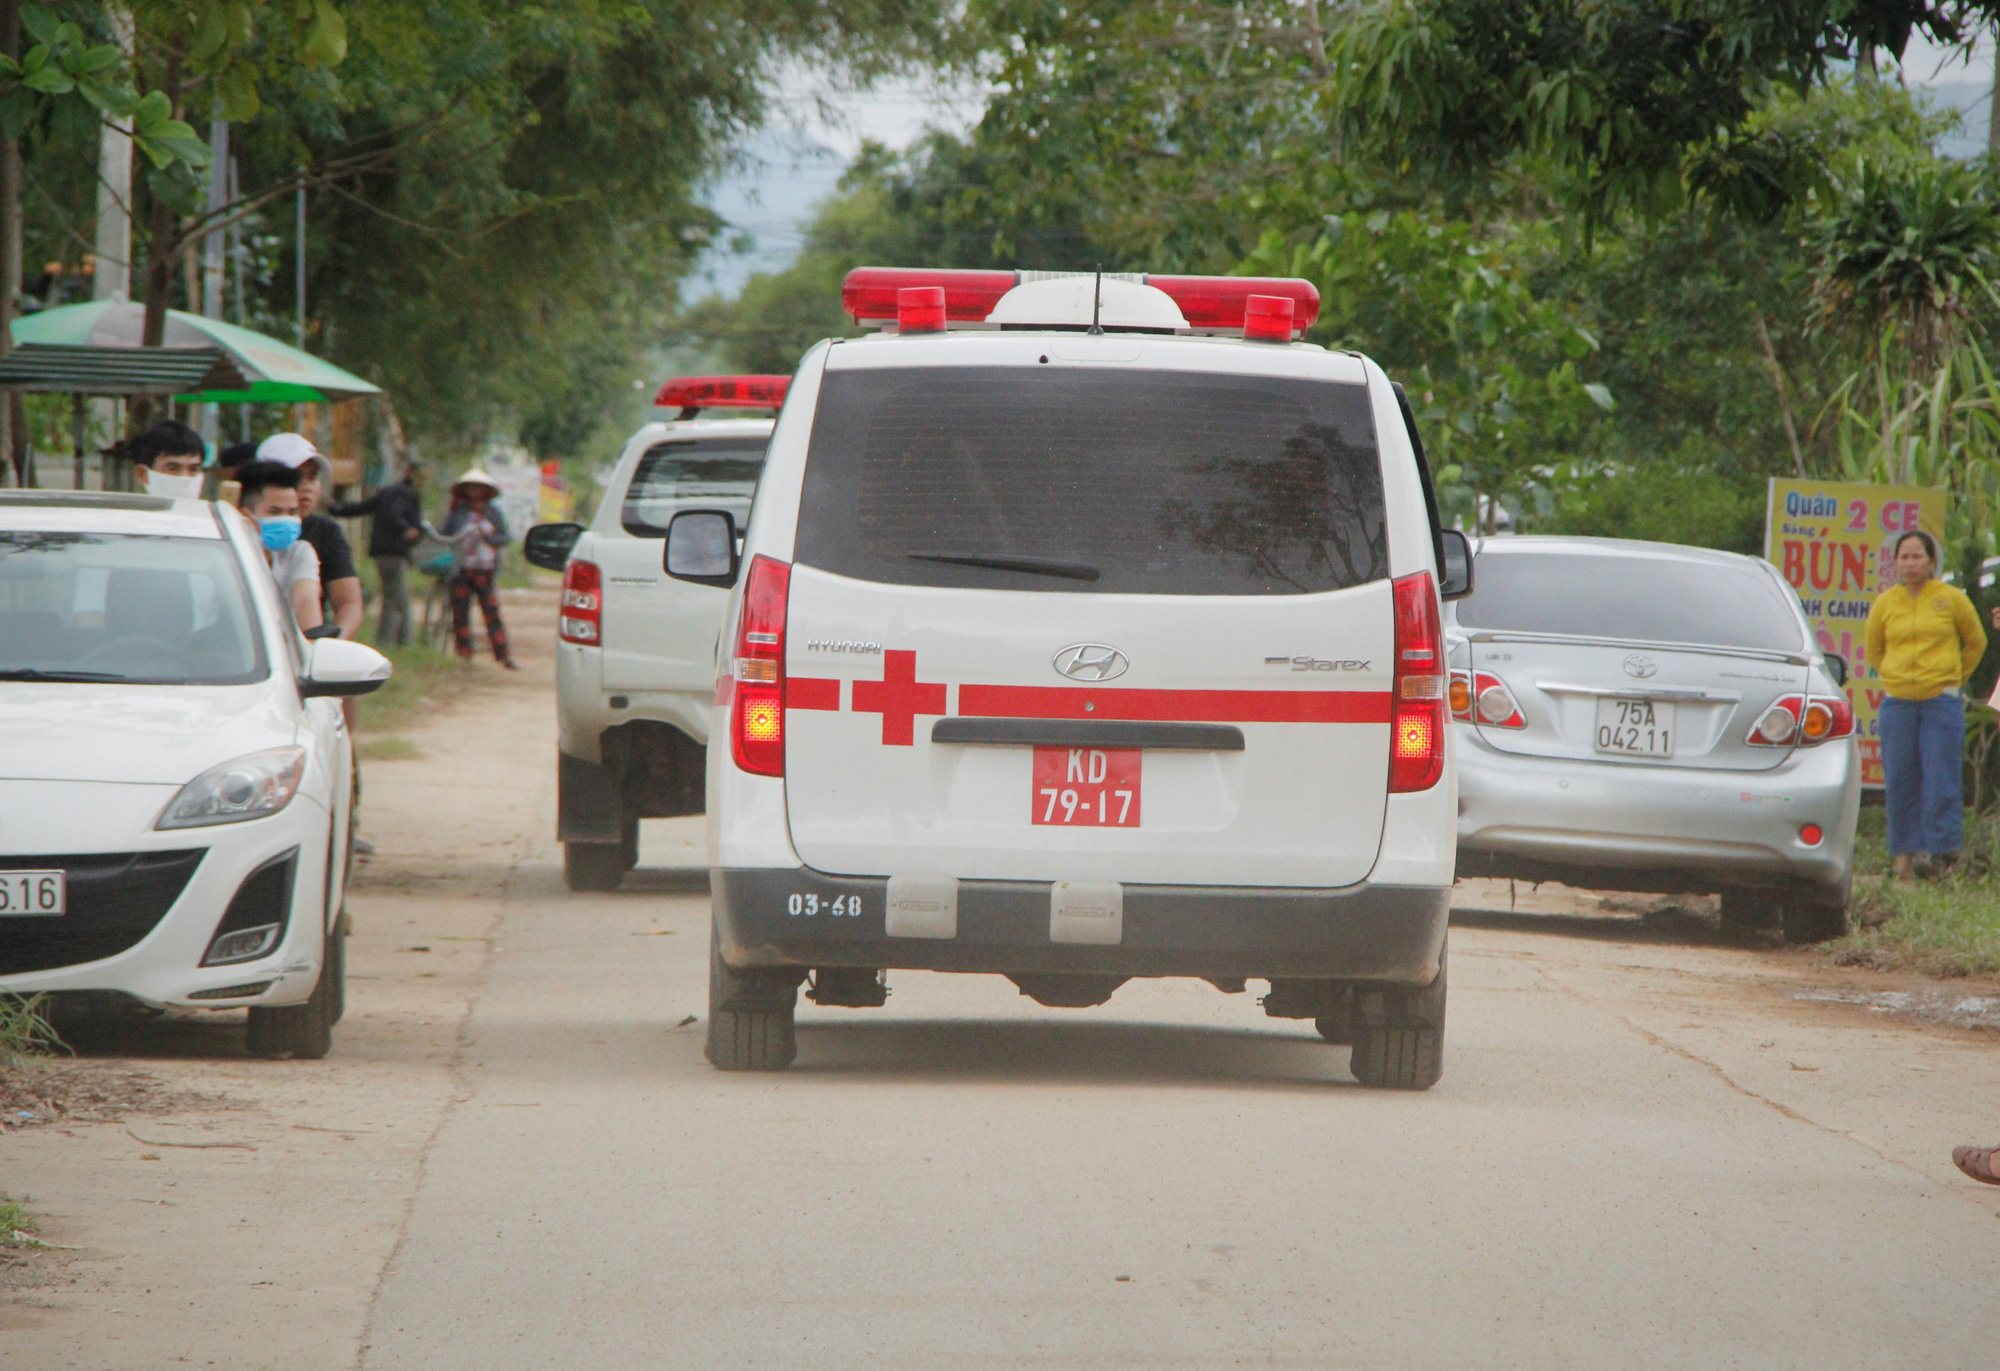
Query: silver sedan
1447 536 1860 942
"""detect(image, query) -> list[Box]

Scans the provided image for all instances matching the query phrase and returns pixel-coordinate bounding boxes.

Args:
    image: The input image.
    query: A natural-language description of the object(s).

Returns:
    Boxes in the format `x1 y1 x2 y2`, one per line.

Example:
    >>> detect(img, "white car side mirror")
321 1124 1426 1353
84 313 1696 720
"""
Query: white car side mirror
301 637 393 698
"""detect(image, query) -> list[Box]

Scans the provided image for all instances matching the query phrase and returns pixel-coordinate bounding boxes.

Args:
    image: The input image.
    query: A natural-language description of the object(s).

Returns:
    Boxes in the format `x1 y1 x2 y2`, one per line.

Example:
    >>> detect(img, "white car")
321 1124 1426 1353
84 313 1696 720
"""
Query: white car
524 376 785 891
0 491 391 1058
663 268 1473 1088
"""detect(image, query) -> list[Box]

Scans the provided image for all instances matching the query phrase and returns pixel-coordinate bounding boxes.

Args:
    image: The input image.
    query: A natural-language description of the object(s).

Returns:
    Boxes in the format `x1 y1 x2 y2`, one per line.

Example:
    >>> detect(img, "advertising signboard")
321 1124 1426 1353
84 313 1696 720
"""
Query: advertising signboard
1764 478 1948 787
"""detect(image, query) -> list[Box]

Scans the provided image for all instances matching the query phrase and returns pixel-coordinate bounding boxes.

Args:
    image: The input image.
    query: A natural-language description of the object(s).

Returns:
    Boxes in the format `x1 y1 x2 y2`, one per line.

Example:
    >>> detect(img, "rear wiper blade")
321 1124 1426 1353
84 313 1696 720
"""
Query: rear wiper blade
904 551 1100 582
0 668 131 682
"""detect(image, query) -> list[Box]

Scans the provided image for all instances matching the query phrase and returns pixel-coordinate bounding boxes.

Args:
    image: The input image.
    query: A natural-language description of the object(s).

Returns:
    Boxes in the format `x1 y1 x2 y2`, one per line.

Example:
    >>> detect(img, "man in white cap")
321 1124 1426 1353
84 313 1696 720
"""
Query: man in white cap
257 432 364 642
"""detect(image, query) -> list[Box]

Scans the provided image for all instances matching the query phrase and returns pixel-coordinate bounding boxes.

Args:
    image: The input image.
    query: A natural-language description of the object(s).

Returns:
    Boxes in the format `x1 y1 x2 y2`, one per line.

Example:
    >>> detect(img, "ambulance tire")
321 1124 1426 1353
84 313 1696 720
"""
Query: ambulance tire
564 841 625 892
1348 944 1445 1091
705 934 798 1072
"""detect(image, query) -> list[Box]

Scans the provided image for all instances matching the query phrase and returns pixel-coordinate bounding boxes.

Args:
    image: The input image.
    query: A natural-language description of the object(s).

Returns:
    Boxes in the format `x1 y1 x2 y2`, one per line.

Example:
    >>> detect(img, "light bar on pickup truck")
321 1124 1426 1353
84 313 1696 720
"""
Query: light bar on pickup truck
655 375 791 413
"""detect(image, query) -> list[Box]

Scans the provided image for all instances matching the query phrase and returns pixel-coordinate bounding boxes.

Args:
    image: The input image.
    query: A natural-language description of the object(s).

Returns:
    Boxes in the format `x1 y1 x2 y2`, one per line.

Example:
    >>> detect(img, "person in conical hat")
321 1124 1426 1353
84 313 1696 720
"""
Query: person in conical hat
438 466 516 668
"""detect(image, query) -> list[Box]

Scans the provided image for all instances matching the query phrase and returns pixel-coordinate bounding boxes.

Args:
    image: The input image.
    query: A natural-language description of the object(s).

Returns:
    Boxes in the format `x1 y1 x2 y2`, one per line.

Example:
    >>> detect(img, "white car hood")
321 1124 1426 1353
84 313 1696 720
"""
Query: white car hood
0 683 298 785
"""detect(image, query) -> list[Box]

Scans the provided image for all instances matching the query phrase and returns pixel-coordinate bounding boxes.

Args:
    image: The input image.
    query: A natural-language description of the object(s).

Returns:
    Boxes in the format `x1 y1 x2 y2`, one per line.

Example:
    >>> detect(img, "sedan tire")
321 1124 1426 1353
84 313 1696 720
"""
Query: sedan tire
246 925 339 1060
1782 888 1851 945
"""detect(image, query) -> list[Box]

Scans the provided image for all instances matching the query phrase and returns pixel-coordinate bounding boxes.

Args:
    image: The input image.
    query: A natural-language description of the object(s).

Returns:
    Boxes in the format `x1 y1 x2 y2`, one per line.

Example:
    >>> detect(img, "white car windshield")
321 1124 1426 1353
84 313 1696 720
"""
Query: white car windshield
0 532 268 684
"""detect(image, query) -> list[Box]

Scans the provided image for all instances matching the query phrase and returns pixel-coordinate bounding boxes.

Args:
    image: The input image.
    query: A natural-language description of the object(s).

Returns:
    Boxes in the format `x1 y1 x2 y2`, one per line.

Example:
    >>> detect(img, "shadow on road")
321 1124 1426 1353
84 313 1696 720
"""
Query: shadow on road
618 867 710 896
790 1017 1352 1090
48 1009 251 1061
1451 906 1751 949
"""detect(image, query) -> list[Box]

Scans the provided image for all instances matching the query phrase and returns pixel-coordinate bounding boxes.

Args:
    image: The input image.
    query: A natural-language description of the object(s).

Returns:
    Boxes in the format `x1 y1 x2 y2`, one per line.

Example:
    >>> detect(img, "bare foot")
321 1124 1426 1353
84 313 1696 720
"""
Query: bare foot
1893 854 1916 884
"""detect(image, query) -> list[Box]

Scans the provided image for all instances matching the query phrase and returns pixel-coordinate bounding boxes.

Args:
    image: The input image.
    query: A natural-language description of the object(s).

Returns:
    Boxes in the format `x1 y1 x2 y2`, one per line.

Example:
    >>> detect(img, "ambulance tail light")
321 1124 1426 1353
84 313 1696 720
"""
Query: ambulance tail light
897 286 947 334
559 559 602 645
1390 571 1446 792
730 555 792 777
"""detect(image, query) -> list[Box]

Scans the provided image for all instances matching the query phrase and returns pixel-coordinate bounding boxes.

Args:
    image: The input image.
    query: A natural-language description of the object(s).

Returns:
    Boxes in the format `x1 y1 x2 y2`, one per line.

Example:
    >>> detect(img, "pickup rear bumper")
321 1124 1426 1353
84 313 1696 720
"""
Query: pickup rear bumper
711 868 1449 984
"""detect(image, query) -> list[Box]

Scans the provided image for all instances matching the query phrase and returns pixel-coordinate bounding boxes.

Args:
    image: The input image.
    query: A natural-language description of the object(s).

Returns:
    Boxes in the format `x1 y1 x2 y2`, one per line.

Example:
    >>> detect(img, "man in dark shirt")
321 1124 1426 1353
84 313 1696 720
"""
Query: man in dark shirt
258 432 364 640
332 461 426 645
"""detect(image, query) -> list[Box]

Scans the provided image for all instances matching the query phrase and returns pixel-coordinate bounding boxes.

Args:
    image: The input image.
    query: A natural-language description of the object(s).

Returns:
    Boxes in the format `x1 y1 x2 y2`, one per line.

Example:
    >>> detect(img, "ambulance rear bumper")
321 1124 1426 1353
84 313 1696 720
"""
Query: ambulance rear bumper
710 868 1449 985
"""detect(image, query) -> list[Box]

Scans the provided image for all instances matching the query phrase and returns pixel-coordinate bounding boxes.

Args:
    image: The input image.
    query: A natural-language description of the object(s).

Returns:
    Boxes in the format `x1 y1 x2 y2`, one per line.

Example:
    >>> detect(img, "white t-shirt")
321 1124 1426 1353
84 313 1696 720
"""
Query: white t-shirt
267 540 320 606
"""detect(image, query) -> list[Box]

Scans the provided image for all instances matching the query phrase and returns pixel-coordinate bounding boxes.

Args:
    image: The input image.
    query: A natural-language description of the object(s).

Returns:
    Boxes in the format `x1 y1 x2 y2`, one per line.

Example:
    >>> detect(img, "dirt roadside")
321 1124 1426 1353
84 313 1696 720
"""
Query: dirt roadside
0 586 558 1367
4 585 1997 1366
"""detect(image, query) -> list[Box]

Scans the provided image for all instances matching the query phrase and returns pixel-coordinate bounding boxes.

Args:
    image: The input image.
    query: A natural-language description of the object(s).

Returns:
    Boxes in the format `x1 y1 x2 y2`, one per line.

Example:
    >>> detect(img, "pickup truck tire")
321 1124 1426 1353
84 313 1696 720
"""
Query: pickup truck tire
705 934 798 1071
564 841 626 892
1348 944 1445 1090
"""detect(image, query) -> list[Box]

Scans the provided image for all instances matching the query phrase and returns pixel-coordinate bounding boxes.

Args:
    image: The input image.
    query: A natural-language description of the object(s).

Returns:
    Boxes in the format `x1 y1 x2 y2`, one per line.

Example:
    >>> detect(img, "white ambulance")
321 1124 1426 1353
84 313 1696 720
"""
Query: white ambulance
663 270 1473 1088
525 376 785 890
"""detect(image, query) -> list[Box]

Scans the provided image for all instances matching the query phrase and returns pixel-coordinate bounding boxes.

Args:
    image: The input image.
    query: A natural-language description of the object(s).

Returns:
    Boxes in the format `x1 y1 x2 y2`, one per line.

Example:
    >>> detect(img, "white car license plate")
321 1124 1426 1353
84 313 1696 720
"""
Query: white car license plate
0 869 65 916
1595 698 1675 757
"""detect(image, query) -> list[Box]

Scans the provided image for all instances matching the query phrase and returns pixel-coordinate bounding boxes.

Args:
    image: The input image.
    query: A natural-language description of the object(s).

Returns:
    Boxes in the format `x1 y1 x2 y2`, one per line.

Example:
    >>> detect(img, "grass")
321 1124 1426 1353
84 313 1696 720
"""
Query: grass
351 636 472 735
0 993 59 1065
1830 806 2000 977
356 734 418 761
0 1194 34 1246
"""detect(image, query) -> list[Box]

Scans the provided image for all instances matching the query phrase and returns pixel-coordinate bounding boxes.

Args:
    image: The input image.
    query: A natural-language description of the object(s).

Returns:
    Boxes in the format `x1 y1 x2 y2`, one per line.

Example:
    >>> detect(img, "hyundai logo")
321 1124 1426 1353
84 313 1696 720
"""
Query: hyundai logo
1623 653 1659 679
1053 643 1129 682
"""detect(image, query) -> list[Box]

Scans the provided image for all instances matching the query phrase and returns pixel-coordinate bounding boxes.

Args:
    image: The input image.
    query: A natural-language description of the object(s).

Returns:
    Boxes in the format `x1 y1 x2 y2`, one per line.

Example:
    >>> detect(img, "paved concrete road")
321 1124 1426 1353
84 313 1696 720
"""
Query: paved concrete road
363 825 2000 1369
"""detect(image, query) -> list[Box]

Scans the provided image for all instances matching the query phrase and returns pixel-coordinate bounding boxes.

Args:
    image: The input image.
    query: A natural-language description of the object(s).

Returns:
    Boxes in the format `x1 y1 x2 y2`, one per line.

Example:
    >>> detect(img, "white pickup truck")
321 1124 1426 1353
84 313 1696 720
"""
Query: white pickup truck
524 376 785 889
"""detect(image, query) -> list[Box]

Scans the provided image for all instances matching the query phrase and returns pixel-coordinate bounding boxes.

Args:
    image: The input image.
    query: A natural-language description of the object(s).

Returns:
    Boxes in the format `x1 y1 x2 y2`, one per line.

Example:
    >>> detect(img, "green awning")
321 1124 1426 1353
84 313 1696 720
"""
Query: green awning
0 342 249 395
11 302 381 401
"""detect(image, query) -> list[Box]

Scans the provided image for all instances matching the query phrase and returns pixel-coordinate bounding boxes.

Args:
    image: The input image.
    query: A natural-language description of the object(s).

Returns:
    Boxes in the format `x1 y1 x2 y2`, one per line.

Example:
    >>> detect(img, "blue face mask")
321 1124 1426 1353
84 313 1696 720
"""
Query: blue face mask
260 516 302 552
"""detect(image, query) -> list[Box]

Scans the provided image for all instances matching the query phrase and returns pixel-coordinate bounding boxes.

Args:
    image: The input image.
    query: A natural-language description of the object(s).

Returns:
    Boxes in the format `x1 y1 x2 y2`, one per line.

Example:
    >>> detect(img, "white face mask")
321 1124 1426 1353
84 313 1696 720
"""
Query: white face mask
144 470 206 500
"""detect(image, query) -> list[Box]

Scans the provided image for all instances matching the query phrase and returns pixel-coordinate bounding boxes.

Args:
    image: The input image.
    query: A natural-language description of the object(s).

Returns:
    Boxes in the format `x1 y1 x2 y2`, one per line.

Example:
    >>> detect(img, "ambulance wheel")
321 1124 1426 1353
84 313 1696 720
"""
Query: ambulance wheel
705 932 798 1071
1348 945 1445 1090
564 840 625 892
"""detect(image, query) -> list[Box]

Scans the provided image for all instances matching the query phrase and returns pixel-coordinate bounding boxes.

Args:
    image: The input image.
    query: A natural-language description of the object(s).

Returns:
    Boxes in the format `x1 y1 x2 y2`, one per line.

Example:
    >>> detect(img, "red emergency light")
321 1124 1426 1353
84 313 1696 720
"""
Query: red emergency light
840 268 1321 338
654 375 791 413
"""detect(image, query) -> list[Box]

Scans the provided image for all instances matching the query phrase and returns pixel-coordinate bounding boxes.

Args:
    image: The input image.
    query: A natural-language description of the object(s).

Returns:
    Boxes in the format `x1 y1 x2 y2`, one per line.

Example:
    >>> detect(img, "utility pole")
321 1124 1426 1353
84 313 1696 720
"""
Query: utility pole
1989 24 2000 159
93 7 135 304
295 177 306 348
0 1 17 488
200 117 228 454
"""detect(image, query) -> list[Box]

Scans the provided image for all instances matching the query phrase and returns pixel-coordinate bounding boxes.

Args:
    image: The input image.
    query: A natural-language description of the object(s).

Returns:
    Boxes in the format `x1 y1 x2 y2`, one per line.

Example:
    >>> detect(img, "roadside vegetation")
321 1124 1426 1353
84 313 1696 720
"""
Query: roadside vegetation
1835 807 2000 976
0 1193 37 1249
351 634 473 736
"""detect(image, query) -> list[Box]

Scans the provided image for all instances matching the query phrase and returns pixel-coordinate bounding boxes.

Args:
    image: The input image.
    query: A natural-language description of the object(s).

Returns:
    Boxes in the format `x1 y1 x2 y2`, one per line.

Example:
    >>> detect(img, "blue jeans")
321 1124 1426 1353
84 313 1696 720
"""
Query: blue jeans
1878 693 1965 856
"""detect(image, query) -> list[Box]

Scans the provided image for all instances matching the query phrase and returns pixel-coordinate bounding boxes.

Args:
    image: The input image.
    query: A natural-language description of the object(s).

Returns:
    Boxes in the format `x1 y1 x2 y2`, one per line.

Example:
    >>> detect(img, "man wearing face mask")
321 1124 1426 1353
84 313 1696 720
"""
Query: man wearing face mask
257 432 363 640
235 460 323 631
126 420 209 499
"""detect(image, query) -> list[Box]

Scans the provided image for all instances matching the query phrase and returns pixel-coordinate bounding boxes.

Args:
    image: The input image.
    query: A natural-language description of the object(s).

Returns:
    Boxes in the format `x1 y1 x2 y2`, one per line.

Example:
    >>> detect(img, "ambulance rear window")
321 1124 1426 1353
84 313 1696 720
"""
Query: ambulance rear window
795 367 1386 595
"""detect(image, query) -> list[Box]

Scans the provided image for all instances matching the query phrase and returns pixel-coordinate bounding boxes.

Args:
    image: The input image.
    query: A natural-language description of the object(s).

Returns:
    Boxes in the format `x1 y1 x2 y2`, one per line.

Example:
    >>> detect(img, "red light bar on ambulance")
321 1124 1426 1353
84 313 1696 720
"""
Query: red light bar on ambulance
840 268 1321 338
654 375 790 412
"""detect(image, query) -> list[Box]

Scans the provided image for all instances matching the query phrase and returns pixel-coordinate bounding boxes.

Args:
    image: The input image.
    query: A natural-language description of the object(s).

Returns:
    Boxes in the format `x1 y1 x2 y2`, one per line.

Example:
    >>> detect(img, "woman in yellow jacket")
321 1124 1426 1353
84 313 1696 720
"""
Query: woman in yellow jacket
1864 531 1987 880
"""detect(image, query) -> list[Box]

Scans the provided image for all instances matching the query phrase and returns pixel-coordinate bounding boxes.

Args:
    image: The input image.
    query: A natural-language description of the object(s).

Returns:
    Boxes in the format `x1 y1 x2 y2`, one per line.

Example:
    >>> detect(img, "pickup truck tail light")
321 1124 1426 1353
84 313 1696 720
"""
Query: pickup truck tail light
1389 571 1446 792
559 559 602 645
730 556 791 777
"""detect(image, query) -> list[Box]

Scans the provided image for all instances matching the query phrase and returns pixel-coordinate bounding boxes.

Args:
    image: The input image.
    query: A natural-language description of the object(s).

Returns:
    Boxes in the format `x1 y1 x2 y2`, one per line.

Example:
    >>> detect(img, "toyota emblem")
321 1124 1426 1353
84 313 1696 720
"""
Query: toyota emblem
1623 653 1658 679
1053 643 1130 682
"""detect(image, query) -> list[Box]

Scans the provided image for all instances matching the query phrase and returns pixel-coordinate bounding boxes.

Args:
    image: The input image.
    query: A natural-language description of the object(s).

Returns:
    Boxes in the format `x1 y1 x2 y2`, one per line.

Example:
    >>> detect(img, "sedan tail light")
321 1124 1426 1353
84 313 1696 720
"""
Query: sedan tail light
730 556 792 777
1472 673 1525 728
559 559 602 645
1390 571 1445 792
1748 693 1854 747
1449 669 1474 720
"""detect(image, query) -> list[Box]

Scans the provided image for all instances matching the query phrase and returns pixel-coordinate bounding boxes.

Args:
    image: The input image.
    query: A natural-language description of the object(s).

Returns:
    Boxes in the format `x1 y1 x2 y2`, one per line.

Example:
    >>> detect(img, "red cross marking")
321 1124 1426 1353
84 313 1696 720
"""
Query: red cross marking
851 649 947 746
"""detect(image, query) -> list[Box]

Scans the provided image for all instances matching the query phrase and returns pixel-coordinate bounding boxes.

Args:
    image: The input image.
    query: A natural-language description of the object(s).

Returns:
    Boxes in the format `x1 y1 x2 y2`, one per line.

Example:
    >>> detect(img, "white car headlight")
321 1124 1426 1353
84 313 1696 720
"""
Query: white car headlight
157 747 307 830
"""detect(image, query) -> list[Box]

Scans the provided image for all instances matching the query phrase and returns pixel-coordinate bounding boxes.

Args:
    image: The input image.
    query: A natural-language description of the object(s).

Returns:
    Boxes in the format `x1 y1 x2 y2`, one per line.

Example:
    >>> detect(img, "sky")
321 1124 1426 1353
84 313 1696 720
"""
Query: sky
691 35 2000 302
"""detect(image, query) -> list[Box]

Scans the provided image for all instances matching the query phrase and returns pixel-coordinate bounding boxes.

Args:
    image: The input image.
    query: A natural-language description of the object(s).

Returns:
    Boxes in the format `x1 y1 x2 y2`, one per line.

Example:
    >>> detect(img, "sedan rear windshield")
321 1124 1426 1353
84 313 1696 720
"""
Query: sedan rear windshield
794 366 1386 595
0 532 267 684
622 437 768 537
1454 550 1804 651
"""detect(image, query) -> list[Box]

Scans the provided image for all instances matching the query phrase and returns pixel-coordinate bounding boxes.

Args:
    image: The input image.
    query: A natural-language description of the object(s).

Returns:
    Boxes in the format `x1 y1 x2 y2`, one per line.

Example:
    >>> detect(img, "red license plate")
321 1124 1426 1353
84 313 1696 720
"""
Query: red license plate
1032 746 1141 826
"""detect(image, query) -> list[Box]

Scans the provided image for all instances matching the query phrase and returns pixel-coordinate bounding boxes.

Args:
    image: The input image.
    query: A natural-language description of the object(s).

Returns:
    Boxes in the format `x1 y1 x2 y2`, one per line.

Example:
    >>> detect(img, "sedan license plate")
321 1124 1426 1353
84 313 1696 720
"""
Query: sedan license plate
1033 746 1141 827
0 869 65 916
1595 698 1675 757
